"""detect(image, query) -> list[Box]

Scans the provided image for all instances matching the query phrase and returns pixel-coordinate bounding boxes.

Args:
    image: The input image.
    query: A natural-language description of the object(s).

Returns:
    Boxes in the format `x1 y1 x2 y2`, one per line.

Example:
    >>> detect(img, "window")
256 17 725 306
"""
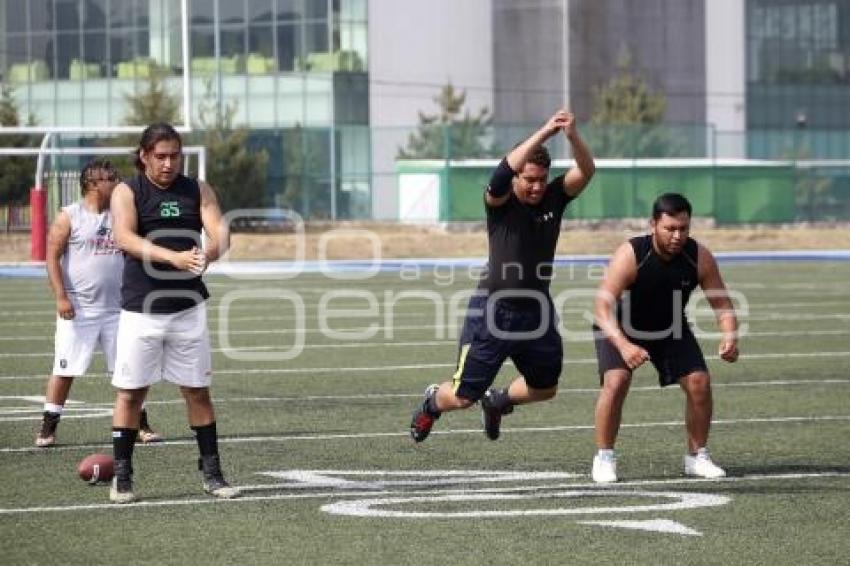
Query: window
192 28 215 58
276 0 302 21
55 0 81 32
83 0 108 29
191 0 215 25
248 0 274 23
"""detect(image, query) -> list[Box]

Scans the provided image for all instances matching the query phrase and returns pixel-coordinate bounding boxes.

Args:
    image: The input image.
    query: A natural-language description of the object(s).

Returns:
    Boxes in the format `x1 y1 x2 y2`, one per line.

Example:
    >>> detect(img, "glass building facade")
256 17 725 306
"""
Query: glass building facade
0 0 371 219
747 0 850 130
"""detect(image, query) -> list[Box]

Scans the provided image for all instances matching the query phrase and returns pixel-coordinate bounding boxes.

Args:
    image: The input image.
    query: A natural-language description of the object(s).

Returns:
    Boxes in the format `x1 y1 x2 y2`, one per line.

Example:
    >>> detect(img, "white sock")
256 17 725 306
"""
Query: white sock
597 449 615 461
695 447 710 458
44 403 63 415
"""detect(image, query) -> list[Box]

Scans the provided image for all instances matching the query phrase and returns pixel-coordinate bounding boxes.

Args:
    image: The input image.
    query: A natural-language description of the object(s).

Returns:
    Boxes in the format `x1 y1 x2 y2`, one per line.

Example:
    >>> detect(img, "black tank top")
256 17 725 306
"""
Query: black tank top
618 235 699 334
121 173 209 314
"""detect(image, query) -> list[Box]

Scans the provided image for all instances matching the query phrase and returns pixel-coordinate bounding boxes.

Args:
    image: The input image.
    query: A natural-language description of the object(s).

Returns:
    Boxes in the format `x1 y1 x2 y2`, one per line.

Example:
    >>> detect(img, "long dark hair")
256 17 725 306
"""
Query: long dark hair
133 122 182 172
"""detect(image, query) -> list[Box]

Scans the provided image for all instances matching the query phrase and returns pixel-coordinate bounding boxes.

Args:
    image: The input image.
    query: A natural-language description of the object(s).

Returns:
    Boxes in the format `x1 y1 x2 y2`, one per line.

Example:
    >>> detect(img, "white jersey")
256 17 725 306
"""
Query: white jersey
59 202 123 315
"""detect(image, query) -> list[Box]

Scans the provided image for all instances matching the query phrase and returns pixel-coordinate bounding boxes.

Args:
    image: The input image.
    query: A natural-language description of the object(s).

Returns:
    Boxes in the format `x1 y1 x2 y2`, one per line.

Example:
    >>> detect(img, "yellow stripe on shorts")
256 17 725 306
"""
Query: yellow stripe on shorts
451 344 471 392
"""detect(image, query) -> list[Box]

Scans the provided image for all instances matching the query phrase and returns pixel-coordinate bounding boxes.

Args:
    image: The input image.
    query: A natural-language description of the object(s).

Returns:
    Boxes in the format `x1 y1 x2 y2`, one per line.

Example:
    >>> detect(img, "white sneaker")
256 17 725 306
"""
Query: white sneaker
683 448 726 479
109 477 137 504
591 453 618 483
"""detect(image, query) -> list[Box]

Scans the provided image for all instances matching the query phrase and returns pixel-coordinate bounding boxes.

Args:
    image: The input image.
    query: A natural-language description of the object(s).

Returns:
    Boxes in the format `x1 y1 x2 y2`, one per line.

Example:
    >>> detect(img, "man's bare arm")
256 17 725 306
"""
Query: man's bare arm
561 112 596 197
697 244 739 363
46 211 74 318
595 242 649 370
110 183 203 272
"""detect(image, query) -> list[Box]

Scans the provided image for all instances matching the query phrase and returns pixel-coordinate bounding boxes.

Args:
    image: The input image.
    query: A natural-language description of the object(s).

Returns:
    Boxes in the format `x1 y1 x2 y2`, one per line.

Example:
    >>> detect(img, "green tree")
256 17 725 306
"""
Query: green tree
398 83 494 159
122 65 182 127
195 80 269 213
0 85 38 204
280 124 326 218
589 52 683 158
114 64 182 175
781 143 835 221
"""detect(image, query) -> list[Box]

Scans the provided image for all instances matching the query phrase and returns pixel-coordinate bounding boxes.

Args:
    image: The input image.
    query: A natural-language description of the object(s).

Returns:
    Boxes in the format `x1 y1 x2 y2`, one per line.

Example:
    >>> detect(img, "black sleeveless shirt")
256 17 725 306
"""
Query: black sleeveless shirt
618 235 699 334
121 173 209 314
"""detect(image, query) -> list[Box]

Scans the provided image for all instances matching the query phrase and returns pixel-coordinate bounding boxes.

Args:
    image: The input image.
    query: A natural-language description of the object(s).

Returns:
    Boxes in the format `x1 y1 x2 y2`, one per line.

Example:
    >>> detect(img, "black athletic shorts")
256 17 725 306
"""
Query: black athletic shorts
452 293 563 401
592 325 708 387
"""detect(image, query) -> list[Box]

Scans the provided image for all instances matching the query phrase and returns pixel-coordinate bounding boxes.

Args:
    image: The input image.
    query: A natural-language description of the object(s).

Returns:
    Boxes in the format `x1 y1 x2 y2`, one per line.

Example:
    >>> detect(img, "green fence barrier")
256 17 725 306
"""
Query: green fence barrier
396 159 797 225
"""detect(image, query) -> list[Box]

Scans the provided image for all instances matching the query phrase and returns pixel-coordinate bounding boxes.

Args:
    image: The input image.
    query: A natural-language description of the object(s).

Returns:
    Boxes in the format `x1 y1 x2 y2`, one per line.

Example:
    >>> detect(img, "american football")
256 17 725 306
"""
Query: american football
77 453 114 485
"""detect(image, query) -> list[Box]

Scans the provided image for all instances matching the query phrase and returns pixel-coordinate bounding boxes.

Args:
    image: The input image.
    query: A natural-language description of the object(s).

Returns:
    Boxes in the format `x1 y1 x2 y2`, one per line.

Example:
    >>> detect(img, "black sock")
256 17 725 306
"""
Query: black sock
112 427 137 461
191 422 218 457
491 388 515 414
139 409 151 430
43 411 60 422
425 395 441 416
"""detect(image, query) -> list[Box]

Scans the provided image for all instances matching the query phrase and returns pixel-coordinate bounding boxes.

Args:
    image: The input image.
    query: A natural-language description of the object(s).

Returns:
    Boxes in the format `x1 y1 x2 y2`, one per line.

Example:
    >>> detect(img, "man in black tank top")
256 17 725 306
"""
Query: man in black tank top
107 123 237 503
409 109 596 443
590 193 740 483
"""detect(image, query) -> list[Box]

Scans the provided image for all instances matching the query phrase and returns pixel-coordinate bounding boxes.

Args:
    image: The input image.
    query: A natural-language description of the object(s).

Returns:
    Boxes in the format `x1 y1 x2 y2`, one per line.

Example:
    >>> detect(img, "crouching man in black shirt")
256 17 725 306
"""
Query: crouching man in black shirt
410 109 596 443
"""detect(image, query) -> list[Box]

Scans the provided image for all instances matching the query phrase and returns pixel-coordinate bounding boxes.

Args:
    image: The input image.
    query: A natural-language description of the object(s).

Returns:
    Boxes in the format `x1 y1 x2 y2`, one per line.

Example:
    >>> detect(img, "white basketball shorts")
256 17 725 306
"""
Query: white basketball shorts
52 311 119 376
112 303 212 389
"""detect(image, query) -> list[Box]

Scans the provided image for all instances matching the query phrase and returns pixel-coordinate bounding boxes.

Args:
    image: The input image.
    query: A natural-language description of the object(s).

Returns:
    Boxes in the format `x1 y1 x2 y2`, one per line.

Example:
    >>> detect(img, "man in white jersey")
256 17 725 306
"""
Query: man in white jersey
36 158 162 447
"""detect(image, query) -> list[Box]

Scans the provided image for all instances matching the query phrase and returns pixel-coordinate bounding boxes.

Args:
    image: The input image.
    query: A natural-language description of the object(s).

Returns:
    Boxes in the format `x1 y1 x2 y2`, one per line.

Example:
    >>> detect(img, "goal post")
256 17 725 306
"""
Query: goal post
0 144 206 260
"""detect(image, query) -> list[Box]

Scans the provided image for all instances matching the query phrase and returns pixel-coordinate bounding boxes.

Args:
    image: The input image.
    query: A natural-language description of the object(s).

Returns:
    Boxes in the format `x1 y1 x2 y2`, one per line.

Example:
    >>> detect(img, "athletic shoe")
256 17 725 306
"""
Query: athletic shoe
35 412 60 448
137 428 163 443
683 448 726 479
137 410 162 443
480 389 513 441
199 455 239 499
591 453 618 483
109 459 136 504
409 384 441 443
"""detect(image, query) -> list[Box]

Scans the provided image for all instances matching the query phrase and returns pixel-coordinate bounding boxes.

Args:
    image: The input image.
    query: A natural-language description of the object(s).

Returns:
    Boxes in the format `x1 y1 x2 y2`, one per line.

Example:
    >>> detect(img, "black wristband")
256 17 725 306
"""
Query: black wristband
486 158 515 198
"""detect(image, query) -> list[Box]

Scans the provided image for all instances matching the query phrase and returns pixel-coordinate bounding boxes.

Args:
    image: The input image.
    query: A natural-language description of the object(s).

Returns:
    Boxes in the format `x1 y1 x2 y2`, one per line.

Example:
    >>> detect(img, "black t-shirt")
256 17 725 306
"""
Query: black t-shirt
121 173 209 314
618 235 699 334
479 173 574 302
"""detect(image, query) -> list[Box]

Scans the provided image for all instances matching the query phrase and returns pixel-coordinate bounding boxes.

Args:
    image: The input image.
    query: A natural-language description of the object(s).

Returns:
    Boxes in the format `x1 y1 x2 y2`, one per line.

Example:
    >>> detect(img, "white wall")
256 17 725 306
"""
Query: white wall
368 0 493 219
705 0 746 157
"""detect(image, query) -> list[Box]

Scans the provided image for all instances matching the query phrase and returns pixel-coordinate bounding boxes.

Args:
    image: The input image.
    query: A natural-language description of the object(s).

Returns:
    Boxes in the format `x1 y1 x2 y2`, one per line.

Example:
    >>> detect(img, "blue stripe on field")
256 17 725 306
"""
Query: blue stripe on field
2 250 850 278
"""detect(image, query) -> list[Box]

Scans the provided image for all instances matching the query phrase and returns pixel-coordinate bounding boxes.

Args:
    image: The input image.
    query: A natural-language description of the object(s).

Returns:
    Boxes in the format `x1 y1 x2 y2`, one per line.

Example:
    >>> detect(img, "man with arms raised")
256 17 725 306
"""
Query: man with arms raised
409 109 595 442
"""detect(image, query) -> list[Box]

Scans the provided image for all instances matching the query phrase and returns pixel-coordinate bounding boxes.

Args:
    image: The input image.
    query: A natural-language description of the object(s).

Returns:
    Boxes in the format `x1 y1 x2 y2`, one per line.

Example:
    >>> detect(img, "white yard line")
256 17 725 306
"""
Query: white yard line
2 350 850 381
0 470 846 516
1 415 848 455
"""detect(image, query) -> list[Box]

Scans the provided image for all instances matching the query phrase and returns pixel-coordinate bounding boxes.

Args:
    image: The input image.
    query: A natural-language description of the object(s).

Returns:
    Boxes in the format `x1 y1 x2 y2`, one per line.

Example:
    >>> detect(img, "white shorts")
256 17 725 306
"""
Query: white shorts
53 312 119 376
112 303 212 389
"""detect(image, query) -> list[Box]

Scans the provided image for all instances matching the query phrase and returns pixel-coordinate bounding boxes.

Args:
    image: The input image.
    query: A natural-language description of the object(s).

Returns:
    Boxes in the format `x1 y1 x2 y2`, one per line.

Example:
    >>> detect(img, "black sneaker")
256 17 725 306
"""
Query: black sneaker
410 384 441 443
481 389 513 441
109 459 136 504
35 412 60 448
199 455 239 499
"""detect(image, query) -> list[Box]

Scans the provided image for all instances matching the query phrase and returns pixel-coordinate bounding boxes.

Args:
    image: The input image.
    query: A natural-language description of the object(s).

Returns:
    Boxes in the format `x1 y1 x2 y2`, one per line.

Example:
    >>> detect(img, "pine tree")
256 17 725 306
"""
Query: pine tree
398 83 494 159
122 65 182 127
114 64 183 176
196 80 269 213
0 85 38 205
589 52 683 158
280 124 326 218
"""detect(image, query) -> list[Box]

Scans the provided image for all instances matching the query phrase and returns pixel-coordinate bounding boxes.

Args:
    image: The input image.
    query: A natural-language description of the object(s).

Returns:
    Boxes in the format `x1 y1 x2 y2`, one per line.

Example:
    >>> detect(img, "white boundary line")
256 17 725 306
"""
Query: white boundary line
0 471 846 516
1 415 848 454
1 379 848 413
2 350 850 382
5 331 850 358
